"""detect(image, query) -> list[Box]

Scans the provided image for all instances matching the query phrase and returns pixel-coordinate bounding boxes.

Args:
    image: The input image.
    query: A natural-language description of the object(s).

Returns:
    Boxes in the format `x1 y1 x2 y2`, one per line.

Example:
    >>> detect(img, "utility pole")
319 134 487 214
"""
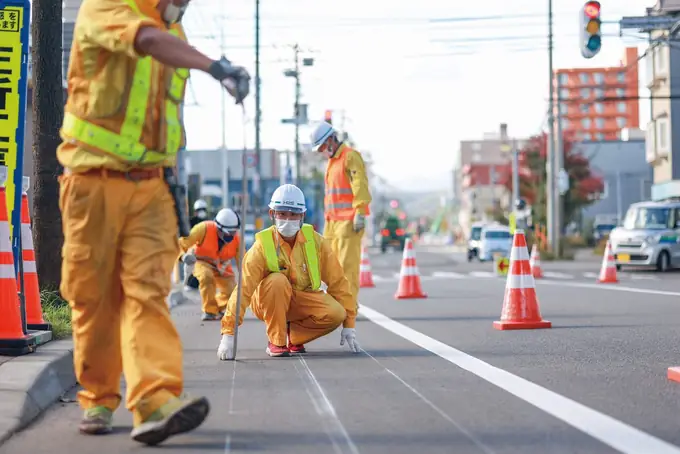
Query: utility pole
293 44 301 186
547 0 557 256
555 76 564 250
254 0 262 223
219 10 229 210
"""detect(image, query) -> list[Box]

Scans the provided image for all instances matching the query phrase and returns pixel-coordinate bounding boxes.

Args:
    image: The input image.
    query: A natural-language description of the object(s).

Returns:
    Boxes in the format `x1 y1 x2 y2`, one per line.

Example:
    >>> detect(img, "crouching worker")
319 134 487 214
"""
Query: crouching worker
179 208 241 321
217 184 361 359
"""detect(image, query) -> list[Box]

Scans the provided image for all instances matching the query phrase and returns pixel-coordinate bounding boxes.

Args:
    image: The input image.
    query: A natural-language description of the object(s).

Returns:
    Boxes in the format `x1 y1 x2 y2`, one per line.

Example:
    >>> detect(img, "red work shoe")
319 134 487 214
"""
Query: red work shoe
288 342 306 354
266 342 290 357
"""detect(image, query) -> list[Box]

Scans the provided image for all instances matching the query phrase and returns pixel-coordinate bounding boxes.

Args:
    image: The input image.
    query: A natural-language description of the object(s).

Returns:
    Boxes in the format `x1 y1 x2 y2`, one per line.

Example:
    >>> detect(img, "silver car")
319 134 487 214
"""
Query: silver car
478 225 512 262
609 201 680 272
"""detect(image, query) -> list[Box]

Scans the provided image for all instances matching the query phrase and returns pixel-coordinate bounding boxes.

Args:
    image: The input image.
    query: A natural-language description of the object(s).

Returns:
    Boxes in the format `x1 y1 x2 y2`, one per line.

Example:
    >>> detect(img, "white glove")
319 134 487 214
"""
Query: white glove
182 253 197 265
353 214 365 232
340 328 360 353
217 334 235 361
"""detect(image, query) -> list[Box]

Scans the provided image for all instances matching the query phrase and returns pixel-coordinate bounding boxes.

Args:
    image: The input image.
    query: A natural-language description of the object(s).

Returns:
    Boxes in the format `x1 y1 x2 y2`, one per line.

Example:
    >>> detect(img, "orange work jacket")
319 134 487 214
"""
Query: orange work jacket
194 222 240 275
324 145 371 221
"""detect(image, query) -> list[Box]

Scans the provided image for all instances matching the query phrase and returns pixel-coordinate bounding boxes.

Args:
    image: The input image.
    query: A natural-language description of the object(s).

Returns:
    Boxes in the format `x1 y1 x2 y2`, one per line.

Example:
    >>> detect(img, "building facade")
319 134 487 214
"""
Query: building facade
554 47 640 142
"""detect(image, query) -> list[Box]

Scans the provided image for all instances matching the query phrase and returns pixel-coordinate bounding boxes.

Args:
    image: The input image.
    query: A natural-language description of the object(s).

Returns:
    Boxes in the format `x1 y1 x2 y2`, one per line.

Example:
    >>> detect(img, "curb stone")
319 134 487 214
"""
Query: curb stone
0 339 76 446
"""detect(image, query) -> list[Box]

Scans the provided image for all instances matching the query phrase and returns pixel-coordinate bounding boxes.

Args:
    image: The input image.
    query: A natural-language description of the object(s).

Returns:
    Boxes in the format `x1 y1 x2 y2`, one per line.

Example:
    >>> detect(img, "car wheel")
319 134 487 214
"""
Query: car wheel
657 250 671 272
615 264 622 271
381 246 387 253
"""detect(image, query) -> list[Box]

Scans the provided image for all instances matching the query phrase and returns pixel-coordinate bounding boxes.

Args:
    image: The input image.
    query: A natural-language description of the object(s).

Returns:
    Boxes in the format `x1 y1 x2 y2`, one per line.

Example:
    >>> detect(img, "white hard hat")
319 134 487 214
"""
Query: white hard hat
193 199 208 211
310 121 335 152
268 184 307 213
215 208 240 233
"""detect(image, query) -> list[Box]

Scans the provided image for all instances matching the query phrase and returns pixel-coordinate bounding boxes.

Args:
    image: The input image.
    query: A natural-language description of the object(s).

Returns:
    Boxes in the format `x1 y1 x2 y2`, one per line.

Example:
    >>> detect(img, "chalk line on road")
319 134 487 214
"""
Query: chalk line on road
537 279 680 297
359 305 680 454
360 348 496 454
296 356 359 454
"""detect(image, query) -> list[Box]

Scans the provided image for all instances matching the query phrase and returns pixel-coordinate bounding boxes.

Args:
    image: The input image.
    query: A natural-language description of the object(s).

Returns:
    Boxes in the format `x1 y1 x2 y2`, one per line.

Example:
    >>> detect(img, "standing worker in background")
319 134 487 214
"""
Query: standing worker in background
217 184 360 360
58 0 250 445
184 198 210 290
179 208 242 321
310 121 372 305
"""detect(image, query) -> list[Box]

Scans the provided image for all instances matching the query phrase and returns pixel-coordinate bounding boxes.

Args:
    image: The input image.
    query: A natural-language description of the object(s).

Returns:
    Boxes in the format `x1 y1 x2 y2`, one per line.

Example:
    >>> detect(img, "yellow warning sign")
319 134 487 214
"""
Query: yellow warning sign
494 256 509 276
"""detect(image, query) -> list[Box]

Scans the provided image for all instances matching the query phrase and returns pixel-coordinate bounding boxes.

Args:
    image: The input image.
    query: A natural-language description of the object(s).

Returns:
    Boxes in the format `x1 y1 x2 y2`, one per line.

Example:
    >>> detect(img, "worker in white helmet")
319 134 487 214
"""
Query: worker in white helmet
190 199 209 227
180 208 242 320
217 184 359 359
309 120 372 307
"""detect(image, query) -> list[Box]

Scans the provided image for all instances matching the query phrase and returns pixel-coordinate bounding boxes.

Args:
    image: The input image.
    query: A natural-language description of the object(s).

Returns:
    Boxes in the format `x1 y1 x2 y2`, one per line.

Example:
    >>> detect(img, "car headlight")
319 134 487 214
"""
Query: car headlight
644 234 661 245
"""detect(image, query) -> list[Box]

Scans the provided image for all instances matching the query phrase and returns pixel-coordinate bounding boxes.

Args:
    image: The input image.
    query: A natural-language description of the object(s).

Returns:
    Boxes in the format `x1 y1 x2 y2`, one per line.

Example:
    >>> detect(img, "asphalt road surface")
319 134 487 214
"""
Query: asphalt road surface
4 246 680 453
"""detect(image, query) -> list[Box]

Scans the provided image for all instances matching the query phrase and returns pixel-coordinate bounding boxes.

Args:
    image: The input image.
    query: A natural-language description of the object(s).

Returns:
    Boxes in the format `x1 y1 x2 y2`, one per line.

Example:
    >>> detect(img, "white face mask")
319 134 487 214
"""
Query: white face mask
275 219 300 238
162 2 186 24
196 210 207 219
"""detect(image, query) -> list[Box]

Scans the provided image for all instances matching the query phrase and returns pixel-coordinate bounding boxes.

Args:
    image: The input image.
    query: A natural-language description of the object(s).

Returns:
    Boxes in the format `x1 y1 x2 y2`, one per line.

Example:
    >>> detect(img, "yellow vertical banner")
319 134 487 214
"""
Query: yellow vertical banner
0 4 24 240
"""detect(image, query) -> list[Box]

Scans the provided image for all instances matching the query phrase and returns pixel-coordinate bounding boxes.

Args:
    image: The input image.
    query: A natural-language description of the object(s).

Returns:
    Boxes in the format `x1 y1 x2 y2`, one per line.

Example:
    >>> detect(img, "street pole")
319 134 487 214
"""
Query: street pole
546 0 557 255
254 0 262 223
512 139 519 214
293 44 301 186
555 80 564 249
616 171 622 221
219 11 229 209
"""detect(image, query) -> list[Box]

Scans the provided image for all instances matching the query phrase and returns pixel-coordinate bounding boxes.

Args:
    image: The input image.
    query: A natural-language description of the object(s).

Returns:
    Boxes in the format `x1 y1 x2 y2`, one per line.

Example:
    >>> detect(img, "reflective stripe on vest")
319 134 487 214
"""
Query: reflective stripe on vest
61 0 188 164
324 145 355 221
255 224 321 291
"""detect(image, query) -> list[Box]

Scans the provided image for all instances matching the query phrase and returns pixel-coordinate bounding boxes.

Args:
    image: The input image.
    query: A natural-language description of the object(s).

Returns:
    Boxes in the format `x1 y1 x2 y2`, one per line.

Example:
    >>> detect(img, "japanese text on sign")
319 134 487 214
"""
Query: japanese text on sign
0 9 20 33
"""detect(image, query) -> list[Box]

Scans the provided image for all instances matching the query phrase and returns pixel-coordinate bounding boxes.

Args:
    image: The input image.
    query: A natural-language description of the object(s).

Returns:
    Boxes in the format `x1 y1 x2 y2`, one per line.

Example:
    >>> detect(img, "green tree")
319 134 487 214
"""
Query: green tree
31 0 64 290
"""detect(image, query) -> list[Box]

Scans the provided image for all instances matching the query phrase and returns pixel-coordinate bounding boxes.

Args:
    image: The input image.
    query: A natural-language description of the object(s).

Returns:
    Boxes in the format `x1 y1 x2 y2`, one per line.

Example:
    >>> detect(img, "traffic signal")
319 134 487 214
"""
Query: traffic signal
324 109 333 125
580 1 601 59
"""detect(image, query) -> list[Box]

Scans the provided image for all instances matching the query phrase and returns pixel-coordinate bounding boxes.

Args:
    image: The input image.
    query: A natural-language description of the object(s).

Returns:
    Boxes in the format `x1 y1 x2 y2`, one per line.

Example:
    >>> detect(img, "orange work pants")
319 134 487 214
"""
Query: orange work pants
193 261 236 314
59 171 183 426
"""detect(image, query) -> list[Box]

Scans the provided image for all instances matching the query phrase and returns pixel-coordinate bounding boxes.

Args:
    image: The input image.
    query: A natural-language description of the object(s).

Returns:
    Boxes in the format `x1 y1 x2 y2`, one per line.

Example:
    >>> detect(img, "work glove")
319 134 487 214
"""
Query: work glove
217 334 235 361
353 213 365 232
340 328 360 353
208 56 251 104
182 253 197 265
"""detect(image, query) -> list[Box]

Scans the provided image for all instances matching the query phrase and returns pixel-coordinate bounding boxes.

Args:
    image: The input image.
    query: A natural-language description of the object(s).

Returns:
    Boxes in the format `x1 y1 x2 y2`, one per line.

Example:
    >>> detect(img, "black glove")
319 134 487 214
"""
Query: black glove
208 56 251 104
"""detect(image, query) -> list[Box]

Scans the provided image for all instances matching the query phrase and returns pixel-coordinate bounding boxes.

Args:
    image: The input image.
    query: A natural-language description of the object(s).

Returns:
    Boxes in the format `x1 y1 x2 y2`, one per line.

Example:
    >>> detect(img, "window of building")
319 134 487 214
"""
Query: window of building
558 73 568 85
580 104 589 114
595 117 605 128
593 72 604 84
616 117 627 128
582 118 591 129
594 88 603 98
561 118 570 129
559 103 567 114
617 102 627 113
579 73 589 84
616 88 625 97
582 133 592 141
580 88 591 98
616 72 626 83
594 102 604 113
595 133 605 141
560 88 569 100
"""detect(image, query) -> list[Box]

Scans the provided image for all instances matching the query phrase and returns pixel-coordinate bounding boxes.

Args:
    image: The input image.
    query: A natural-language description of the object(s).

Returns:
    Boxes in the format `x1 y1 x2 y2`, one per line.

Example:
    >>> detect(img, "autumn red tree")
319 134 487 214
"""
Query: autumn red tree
498 133 604 229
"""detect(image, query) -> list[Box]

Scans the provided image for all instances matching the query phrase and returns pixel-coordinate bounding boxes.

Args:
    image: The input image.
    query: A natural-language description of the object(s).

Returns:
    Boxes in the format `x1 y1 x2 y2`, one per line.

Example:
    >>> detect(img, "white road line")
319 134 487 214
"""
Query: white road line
542 271 574 279
359 305 680 454
360 349 495 454
630 274 659 281
583 272 599 279
469 271 497 278
431 271 466 279
296 356 360 454
537 279 680 297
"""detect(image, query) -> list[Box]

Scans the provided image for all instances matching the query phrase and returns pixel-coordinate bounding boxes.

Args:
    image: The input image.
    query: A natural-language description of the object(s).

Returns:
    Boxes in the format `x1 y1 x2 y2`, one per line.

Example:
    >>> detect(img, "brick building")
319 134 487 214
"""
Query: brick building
554 47 640 141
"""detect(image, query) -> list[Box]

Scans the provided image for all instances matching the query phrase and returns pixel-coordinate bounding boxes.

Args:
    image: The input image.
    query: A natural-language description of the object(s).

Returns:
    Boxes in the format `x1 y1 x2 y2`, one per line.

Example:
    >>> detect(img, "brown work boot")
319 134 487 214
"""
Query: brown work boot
79 406 113 435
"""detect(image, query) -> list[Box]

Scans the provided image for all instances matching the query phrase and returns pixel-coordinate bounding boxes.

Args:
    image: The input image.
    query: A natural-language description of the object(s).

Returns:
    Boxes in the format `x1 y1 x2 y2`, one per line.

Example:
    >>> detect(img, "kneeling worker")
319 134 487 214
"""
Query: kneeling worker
217 184 360 359
180 208 242 321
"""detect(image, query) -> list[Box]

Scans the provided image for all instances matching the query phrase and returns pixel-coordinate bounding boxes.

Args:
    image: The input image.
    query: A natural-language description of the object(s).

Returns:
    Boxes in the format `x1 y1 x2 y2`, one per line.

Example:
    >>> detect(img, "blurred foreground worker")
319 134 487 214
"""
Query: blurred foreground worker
310 121 372 303
184 199 210 290
180 208 241 320
217 184 360 360
57 0 251 445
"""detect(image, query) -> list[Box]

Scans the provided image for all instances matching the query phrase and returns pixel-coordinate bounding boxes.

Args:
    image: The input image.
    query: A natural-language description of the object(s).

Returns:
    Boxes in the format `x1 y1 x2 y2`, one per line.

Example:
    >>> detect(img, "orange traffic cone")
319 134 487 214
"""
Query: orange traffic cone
0 168 36 355
493 230 551 330
668 367 680 383
529 244 543 278
395 238 427 299
19 177 50 331
359 245 375 288
597 240 618 284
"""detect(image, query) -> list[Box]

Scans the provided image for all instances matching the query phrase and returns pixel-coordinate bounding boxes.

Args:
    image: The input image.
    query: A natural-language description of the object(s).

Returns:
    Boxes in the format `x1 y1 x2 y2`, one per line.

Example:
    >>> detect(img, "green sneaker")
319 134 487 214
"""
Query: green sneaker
130 395 210 446
79 406 113 435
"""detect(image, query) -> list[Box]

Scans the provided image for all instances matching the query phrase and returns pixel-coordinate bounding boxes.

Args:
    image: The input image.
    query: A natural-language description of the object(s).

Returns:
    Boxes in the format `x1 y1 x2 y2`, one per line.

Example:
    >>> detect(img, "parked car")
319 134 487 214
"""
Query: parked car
380 216 407 253
477 225 512 262
467 222 487 262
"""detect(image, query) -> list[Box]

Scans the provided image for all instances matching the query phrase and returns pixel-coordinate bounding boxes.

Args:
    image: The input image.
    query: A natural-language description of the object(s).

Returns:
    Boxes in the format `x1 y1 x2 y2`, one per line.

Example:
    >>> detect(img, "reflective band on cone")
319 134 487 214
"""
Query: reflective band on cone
394 239 427 299
359 245 375 288
529 244 543 278
493 230 551 330
597 240 618 284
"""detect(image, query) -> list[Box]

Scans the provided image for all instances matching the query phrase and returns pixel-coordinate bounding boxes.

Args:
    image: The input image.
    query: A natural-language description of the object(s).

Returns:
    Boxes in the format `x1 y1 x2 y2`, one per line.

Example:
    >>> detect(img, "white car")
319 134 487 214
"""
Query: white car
477 225 513 262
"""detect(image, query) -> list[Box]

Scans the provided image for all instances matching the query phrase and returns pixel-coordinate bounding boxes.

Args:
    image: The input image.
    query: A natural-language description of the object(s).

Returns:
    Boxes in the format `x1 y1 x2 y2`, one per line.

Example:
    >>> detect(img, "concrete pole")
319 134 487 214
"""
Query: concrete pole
555 76 563 250
547 0 557 255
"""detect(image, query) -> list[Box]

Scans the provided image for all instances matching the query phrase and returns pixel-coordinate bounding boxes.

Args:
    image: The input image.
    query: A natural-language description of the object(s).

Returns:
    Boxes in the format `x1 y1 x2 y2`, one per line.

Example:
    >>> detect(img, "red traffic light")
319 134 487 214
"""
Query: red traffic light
584 1 600 18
